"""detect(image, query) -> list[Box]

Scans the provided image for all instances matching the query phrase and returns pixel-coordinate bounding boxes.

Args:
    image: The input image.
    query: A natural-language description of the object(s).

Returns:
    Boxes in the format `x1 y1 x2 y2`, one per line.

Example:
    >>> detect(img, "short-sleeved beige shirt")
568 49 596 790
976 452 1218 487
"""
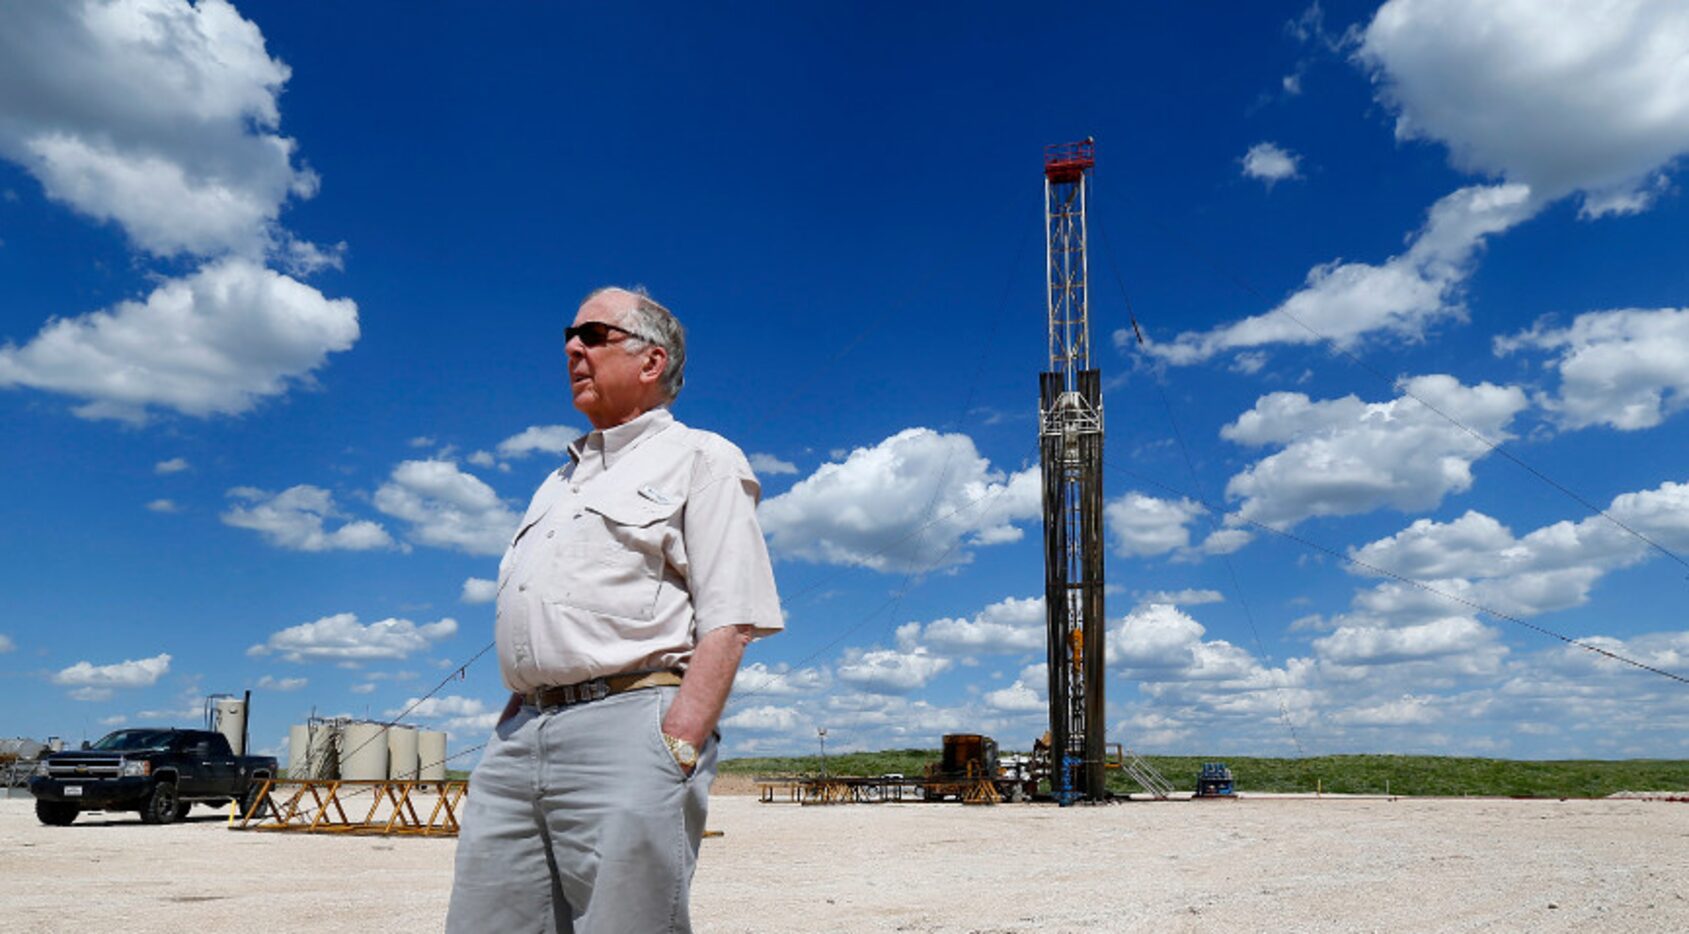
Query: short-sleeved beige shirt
495 407 783 693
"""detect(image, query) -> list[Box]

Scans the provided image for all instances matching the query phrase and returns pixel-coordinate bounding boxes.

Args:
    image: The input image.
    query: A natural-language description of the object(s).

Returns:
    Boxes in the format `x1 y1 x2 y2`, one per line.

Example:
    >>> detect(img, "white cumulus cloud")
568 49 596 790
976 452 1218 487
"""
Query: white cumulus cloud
460 577 497 604
1105 491 1206 557
495 424 579 460
1358 0 1689 216
0 0 319 258
732 662 829 697
1497 308 1689 431
1241 142 1301 187
836 646 952 694
255 675 307 692
388 695 488 720
222 484 394 552
1220 375 1527 528
1140 184 1538 366
760 428 1039 573
1108 604 1268 686
1527 630 1689 683
0 258 358 422
1346 480 1689 622
1137 588 1225 606
1314 615 1498 667
983 680 1044 712
248 613 457 663
0 3 357 424
54 653 171 698
154 457 189 474
373 459 518 556
1109 603 1210 671
1199 528 1253 555
722 705 804 732
747 452 799 476
899 595 1046 657
1329 693 1440 726
387 694 499 737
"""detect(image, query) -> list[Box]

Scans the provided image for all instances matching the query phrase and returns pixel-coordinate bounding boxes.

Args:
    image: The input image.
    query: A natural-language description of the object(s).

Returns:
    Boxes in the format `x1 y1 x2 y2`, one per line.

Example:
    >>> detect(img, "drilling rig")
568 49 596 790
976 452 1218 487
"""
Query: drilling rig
1039 138 1107 805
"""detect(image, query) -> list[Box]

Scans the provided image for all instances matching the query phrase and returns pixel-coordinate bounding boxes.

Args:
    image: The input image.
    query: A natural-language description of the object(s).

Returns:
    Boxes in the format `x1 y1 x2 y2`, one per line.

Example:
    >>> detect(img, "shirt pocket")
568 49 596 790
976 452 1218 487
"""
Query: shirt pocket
555 491 684 621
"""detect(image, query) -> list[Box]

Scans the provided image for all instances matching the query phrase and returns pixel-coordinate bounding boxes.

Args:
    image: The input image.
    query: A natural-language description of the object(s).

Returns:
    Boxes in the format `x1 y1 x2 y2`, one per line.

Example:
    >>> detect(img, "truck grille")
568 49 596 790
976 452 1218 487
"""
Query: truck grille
47 757 122 778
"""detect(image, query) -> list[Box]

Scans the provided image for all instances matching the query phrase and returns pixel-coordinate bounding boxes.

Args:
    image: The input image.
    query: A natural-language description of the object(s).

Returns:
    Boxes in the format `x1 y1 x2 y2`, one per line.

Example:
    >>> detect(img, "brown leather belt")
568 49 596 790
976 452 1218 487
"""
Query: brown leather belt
526 670 682 709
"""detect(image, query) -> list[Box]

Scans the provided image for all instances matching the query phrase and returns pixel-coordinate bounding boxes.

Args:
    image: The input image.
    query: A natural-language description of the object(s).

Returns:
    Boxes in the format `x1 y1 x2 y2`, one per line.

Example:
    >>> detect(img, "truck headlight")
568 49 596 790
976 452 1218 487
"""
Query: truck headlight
119 759 151 777
32 759 50 778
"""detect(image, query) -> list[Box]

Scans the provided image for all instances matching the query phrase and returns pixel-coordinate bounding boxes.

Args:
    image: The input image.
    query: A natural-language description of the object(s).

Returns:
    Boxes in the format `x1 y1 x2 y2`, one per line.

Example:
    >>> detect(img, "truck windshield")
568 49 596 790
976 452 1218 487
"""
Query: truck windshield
88 730 176 751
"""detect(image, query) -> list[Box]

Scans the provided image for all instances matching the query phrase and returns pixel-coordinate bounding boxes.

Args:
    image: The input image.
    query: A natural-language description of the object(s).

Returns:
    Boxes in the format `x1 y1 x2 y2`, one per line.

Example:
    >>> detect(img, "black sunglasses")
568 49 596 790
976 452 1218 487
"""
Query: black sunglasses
564 321 652 348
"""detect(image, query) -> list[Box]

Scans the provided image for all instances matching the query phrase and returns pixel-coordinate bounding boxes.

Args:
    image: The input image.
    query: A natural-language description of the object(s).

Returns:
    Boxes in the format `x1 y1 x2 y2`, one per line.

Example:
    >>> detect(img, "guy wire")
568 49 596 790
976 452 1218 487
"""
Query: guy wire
1105 459 1689 687
1095 204 1309 756
1101 188 1689 580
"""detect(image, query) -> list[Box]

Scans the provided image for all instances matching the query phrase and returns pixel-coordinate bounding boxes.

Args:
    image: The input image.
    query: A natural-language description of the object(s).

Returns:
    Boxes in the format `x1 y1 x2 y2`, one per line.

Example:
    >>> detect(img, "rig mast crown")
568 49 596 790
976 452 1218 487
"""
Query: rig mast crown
1043 138 1095 183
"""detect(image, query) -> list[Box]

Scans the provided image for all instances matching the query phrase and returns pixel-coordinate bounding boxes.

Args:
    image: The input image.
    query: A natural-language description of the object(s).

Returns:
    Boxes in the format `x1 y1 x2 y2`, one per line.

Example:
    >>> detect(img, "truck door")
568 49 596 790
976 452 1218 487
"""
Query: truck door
199 733 239 799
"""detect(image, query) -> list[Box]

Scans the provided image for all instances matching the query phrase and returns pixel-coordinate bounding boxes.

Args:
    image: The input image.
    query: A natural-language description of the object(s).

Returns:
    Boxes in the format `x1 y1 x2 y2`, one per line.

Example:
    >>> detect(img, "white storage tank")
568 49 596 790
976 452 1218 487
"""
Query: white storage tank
339 721 389 781
309 720 339 779
387 724 419 781
418 731 448 781
288 724 310 777
208 695 248 755
289 722 339 779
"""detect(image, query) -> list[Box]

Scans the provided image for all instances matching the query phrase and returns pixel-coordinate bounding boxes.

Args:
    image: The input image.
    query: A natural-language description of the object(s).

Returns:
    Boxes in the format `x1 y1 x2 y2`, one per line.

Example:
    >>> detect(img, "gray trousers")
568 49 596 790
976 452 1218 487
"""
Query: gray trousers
446 686 716 933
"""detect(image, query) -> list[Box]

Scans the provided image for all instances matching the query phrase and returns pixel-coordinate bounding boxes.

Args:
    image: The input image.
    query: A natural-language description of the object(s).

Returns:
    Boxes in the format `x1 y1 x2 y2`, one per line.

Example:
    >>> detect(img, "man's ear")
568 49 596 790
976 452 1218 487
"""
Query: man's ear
640 345 669 385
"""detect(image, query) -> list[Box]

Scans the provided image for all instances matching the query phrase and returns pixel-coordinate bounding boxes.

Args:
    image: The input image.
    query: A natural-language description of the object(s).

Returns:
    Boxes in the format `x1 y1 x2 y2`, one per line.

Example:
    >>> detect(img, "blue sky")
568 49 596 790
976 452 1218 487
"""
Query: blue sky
3 1 1687 766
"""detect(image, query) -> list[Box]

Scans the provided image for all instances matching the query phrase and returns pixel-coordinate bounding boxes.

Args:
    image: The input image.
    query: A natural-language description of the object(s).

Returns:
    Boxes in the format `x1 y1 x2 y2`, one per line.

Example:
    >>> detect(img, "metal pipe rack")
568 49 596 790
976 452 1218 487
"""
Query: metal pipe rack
233 778 467 836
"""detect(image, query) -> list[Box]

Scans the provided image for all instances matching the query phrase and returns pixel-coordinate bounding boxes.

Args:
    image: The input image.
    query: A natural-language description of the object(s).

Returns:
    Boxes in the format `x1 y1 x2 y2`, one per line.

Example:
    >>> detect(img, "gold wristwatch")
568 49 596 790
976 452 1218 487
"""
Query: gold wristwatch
662 733 698 771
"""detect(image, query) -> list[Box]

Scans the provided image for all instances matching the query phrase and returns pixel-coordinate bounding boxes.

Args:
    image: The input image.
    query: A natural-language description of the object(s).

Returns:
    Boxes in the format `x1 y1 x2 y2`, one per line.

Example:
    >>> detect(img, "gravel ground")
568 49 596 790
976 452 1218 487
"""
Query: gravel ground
4 792 1686 932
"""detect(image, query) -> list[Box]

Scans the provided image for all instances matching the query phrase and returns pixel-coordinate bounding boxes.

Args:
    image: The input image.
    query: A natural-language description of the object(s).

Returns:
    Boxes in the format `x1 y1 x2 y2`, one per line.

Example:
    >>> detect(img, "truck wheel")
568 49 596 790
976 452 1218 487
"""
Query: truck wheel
141 782 181 825
35 799 78 826
238 784 269 820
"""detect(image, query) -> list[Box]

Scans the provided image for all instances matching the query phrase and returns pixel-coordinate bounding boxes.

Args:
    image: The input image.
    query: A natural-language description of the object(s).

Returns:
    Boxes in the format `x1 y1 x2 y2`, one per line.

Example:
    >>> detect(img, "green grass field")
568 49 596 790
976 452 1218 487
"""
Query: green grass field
719 751 1689 798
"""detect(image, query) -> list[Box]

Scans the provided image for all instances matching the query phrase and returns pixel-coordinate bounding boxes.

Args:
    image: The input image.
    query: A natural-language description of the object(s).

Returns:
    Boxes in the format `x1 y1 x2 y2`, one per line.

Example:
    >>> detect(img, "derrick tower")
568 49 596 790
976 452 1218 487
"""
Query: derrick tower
1038 138 1106 805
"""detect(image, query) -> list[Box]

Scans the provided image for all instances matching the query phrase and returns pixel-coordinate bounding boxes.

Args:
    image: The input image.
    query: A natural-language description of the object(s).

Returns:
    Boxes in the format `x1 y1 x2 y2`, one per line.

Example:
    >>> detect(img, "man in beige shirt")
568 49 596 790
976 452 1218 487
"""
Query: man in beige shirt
447 287 783 933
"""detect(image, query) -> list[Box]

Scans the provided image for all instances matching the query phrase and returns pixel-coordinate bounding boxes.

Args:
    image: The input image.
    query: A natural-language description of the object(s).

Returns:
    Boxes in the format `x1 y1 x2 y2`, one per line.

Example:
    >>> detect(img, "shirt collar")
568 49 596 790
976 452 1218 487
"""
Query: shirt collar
568 406 674 471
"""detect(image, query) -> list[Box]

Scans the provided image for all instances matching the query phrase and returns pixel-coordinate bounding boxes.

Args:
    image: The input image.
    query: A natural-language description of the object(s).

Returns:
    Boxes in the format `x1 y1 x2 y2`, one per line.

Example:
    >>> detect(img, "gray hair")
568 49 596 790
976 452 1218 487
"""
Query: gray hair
586 285 687 402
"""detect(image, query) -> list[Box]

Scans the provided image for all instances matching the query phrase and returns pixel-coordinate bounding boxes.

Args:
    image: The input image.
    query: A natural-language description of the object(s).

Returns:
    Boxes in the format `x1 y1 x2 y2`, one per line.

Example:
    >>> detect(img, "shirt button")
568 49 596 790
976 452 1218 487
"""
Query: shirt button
518 583 527 592
546 530 556 539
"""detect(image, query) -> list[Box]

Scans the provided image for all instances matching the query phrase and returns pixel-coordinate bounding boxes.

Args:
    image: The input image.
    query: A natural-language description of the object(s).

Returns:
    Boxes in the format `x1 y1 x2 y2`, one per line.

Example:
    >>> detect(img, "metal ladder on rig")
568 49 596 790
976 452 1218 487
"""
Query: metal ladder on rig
1121 748 1174 800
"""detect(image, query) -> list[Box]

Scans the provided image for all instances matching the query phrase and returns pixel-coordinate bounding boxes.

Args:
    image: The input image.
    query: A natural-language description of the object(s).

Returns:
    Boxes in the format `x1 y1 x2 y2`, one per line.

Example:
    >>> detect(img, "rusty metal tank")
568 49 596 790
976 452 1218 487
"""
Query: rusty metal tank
940 733 999 778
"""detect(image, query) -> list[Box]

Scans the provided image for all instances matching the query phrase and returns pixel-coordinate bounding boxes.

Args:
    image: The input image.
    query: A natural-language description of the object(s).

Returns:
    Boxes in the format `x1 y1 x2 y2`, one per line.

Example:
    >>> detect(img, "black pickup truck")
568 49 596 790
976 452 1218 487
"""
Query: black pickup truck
28 728 276 826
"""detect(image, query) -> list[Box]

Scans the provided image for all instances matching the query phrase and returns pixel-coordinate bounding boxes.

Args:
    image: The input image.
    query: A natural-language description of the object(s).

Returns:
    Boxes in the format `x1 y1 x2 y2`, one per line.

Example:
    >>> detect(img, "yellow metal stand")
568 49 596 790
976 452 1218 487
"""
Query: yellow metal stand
962 778 1001 806
234 778 467 836
801 780 852 805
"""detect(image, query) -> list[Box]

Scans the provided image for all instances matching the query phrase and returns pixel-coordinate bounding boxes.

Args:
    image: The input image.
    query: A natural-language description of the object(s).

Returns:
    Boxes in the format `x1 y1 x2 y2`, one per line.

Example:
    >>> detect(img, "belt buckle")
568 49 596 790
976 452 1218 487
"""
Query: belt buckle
533 677 611 709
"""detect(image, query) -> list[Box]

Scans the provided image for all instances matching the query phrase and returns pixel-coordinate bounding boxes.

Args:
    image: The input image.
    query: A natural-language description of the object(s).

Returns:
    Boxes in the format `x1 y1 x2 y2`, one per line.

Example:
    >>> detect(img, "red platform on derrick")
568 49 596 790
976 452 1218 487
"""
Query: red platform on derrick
1044 138 1095 183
